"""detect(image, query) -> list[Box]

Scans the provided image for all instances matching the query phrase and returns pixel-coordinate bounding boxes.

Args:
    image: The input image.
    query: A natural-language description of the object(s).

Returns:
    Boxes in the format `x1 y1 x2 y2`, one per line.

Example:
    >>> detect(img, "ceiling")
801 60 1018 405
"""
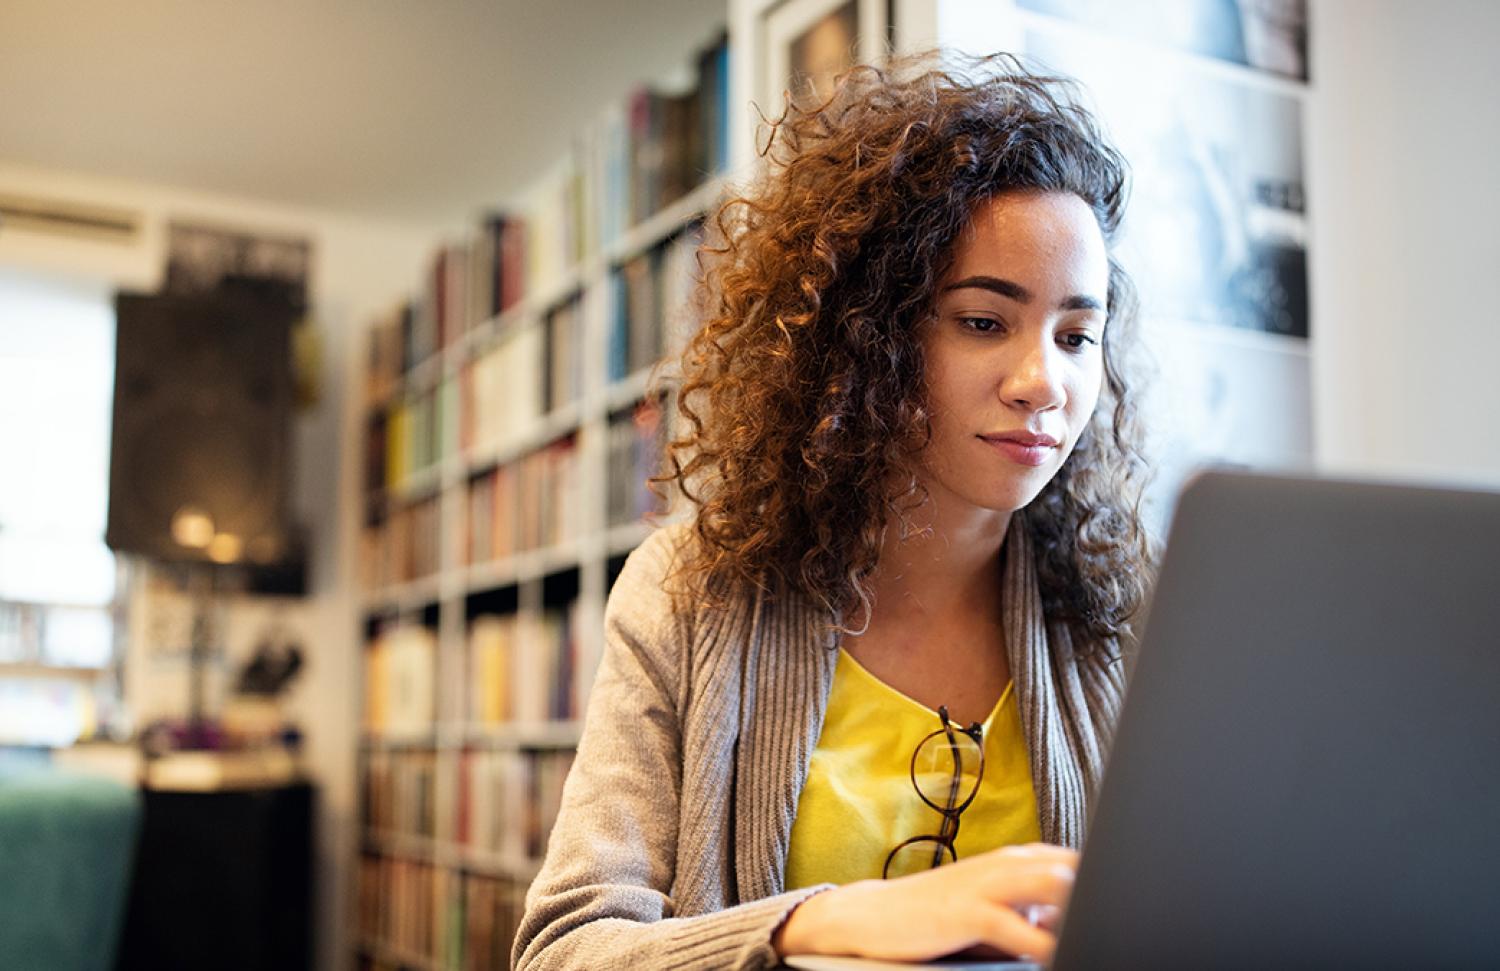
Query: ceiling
0 0 729 227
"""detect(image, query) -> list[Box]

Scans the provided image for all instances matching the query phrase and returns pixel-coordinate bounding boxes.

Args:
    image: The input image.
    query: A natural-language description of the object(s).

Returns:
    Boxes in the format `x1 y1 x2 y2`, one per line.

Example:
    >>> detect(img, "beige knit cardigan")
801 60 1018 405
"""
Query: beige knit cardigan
513 521 1126 970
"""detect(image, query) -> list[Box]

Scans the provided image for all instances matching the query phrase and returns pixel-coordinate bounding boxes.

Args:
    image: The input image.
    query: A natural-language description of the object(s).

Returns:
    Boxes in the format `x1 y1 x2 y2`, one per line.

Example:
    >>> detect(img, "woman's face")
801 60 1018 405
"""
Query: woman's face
918 190 1111 517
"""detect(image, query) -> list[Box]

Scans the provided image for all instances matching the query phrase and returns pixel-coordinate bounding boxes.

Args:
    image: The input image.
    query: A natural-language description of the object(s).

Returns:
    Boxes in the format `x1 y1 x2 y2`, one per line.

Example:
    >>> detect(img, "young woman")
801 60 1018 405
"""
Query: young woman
514 54 1153 970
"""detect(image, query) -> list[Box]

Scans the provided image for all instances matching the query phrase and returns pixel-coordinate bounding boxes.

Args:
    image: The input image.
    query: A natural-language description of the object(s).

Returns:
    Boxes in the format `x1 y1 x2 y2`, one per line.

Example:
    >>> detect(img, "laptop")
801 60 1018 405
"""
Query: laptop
790 470 1500 970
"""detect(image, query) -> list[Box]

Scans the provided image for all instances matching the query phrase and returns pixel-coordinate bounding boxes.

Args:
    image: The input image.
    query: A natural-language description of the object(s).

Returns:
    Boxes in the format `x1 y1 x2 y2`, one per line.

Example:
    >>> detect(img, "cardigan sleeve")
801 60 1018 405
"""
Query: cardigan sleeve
512 527 829 971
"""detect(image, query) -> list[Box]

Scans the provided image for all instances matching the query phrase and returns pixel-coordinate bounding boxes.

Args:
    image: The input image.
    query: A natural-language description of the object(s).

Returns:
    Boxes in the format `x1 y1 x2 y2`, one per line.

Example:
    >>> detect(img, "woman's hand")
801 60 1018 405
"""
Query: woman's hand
773 843 1078 964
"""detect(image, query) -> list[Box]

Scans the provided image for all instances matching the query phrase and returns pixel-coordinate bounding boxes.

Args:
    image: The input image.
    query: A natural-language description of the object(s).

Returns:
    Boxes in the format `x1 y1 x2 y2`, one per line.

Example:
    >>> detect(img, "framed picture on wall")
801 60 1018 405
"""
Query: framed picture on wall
1024 27 1308 338
165 220 311 311
1016 0 1309 80
760 0 889 118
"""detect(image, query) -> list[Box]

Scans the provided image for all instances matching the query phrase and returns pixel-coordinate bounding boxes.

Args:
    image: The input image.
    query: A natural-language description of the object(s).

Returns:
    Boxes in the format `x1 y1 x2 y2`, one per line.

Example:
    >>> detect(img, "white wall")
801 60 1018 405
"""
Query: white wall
1308 0 1500 488
0 159 434 971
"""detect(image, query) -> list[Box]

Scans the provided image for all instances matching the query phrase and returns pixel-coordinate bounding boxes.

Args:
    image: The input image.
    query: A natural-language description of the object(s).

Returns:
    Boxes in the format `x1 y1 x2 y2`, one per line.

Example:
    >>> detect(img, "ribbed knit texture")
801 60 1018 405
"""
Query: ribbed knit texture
513 521 1125 970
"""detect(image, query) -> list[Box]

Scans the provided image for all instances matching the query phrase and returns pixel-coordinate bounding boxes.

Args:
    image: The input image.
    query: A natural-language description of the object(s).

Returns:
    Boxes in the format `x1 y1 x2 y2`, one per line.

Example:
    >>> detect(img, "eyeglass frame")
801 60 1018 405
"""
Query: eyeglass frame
882 703 987 879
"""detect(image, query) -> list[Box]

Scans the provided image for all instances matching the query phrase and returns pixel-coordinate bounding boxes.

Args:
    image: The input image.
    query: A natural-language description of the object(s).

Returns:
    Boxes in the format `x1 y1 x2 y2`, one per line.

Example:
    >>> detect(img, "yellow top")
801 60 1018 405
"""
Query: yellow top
784 647 1041 890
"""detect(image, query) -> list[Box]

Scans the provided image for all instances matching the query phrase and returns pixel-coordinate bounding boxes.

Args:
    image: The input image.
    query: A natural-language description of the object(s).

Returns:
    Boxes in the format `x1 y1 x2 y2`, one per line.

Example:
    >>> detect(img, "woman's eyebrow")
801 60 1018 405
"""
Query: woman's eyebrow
943 274 1104 312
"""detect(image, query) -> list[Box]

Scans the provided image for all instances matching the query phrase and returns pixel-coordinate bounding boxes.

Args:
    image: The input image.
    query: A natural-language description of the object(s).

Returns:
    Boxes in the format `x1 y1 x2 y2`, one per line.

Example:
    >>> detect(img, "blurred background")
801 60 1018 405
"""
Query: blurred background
0 1 1495 969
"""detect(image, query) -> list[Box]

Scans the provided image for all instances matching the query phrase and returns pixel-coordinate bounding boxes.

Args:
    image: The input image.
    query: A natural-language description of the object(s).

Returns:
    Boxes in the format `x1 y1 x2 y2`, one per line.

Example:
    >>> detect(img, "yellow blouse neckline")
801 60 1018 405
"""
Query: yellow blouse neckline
835 646 1015 733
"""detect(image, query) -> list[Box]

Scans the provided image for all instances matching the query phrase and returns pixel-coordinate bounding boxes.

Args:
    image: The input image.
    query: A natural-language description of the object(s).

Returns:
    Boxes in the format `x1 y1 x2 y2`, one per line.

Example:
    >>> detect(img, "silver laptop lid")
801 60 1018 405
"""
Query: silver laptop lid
1054 470 1500 970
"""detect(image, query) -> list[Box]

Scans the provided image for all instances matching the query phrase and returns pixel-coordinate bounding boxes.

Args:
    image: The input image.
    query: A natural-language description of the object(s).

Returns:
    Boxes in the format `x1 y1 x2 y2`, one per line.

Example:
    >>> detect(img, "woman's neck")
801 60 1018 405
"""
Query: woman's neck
858 499 1012 631
839 496 1015 723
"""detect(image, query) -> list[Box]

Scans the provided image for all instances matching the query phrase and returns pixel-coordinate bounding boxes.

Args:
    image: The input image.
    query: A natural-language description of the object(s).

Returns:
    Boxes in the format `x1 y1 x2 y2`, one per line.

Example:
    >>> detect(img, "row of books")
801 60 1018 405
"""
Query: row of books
374 376 459 492
361 495 442 591
363 604 597 740
357 854 442 964
363 220 530 403
362 32 725 410
524 154 592 300
363 413 658 592
357 856 526 971
364 624 437 739
604 33 730 241
365 303 422 406
609 223 703 381
457 748 576 861
528 33 729 293
364 307 585 529
363 749 437 839
460 323 544 455
364 409 659 591
358 745 578 858
469 602 594 726
607 402 668 528
364 384 450 501
454 871 527 971
543 296 585 414
373 314 579 484
465 436 581 566
468 216 528 327
366 249 695 507
368 210 702 433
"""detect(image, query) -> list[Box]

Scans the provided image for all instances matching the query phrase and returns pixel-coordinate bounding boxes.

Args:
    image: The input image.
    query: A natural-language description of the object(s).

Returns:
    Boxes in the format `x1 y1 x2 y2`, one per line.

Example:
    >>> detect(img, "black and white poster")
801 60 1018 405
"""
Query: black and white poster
1017 0 1308 80
1025 28 1308 339
165 221 312 311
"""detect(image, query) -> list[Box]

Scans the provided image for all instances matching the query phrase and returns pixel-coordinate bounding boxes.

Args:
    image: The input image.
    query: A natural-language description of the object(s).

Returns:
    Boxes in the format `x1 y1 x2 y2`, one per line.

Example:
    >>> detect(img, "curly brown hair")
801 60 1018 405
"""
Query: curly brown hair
660 53 1154 647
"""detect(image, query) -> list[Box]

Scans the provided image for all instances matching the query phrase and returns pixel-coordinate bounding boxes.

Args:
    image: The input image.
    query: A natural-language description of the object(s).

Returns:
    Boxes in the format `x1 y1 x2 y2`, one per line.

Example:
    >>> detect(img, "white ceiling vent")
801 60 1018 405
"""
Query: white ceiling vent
0 192 140 244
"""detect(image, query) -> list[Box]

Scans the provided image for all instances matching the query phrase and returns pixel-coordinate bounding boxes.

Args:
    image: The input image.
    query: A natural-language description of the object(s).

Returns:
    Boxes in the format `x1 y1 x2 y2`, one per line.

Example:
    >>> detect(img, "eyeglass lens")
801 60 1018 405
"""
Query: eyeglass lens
912 725 984 812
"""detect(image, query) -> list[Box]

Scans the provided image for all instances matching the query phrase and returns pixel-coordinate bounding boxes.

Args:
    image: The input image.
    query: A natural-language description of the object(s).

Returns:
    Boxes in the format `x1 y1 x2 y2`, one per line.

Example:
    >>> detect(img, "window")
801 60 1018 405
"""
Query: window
0 267 123 746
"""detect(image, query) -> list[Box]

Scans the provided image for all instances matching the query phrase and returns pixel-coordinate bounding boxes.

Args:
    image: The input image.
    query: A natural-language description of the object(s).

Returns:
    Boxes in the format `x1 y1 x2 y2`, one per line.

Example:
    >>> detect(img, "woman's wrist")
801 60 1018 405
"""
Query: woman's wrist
774 885 835 957
774 882 874 958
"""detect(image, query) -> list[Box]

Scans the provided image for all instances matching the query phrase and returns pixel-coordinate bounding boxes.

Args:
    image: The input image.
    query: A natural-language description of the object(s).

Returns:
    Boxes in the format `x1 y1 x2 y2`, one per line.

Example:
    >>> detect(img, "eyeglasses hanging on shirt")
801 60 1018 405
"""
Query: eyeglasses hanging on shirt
883 704 987 879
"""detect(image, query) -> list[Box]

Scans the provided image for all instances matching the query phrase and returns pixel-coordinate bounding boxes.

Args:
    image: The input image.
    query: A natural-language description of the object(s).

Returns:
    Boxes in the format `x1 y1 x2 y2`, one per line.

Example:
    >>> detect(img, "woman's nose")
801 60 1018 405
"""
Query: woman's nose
1000 339 1067 412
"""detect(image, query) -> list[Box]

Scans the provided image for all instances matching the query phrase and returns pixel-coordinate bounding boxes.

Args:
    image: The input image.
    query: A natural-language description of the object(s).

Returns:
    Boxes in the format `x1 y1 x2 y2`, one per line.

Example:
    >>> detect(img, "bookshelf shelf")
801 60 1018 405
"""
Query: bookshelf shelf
354 28 730 970
358 938 443 971
388 463 444 503
455 299 530 363
460 401 584 477
364 829 441 861
368 350 445 414
361 720 582 753
361 574 442 616
461 847 546 883
464 540 582 594
602 365 658 414
363 832 547 883
405 351 446 398
608 177 725 264
528 270 590 322
360 733 440 751
465 720 584 749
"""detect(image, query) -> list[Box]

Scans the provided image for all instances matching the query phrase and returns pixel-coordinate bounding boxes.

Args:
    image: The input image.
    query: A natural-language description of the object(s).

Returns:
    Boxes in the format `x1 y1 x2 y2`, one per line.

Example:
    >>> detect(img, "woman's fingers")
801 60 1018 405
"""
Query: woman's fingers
971 900 1060 961
1030 903 1064 932
990 842 1080 866
979 855 1078 908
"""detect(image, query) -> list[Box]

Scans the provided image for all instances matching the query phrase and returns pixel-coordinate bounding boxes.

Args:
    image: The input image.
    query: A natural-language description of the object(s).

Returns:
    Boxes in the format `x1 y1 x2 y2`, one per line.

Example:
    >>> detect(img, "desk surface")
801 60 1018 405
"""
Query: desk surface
784 957 1040 970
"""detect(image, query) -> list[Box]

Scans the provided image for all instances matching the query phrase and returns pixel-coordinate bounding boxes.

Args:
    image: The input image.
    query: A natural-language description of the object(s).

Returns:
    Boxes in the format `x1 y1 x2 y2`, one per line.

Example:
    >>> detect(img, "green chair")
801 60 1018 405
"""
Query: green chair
0 764 141 971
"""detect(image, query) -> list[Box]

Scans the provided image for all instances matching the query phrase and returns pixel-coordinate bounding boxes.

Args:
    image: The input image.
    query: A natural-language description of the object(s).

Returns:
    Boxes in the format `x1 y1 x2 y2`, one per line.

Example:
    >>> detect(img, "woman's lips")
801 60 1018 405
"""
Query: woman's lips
979 435 1057 467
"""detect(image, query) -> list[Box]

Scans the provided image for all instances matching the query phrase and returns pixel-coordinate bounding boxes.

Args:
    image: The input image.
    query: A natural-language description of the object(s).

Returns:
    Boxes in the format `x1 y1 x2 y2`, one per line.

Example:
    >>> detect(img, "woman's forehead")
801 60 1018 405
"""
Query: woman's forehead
945 192 1110 290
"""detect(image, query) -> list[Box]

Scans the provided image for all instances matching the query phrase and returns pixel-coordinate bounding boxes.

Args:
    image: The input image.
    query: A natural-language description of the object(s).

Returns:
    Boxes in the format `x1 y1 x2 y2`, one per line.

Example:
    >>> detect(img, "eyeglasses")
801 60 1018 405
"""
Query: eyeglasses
882 704 987 879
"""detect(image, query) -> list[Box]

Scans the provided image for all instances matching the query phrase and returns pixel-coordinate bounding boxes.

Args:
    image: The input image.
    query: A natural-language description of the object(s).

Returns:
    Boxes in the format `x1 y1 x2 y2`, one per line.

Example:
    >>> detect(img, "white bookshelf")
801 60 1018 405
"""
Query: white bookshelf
351 53 729 967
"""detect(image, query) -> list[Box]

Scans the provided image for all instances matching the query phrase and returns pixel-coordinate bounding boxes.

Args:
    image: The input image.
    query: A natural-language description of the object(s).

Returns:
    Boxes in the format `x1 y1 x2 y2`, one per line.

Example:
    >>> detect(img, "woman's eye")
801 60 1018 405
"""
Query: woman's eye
1061 332 1099 350
959 316 1001 333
